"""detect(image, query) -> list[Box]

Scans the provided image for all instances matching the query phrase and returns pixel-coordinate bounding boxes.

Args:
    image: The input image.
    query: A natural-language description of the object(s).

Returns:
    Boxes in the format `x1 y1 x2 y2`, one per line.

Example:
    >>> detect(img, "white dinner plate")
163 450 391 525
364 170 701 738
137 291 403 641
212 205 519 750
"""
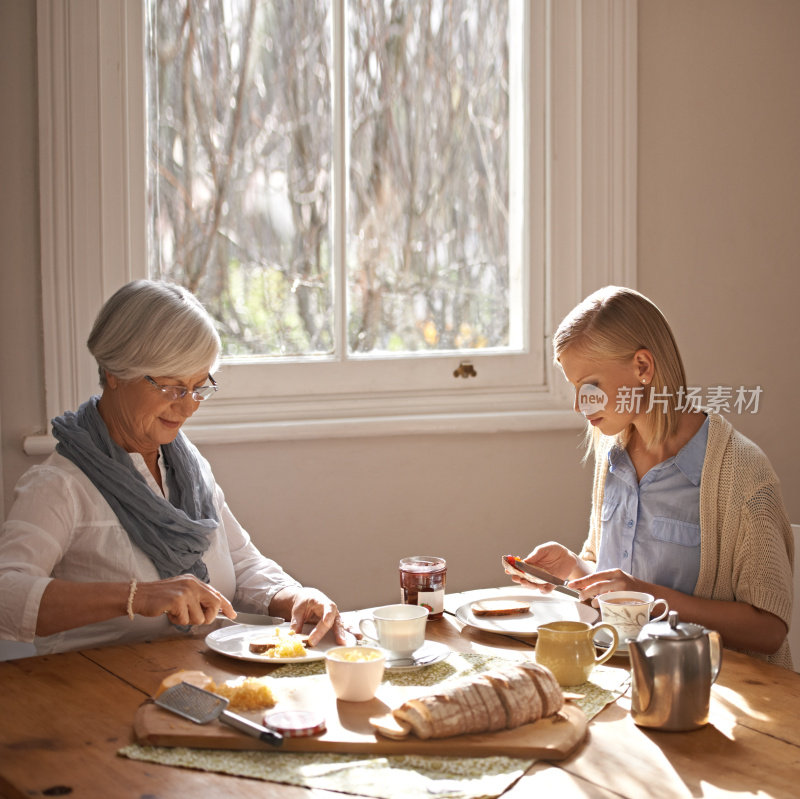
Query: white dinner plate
205 623 336 664
454 593 599 638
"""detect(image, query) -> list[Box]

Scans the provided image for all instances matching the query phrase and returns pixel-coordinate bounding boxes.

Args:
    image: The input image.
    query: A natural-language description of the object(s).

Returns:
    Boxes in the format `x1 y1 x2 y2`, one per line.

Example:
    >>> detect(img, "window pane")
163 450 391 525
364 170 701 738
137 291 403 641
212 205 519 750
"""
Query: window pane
145 0 334 358
346 0 511 355
145 0 513 362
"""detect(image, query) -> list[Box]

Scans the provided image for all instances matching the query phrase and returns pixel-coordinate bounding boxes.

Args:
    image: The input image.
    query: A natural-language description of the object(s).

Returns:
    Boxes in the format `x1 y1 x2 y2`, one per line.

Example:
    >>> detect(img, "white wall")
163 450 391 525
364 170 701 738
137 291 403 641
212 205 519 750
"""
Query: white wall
637 0 800 526
1 2 47 507
200 430 593 610
1 0 798 613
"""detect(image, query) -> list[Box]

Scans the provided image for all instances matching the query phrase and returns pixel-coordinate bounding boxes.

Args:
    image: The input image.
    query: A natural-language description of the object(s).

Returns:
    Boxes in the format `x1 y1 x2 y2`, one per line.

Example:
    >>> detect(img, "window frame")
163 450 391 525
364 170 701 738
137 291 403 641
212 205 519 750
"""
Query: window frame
27 0 636 453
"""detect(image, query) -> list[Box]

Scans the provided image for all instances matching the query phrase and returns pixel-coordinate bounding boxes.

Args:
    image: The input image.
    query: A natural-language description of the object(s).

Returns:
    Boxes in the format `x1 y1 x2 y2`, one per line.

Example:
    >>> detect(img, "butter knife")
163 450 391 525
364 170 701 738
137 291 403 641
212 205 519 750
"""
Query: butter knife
215 612 287 626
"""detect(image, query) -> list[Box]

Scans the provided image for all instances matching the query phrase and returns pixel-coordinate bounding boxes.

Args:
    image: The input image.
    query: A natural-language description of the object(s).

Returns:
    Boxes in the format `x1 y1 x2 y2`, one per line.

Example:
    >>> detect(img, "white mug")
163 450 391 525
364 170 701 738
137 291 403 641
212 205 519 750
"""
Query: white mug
358 604 428 657
598 591 669 641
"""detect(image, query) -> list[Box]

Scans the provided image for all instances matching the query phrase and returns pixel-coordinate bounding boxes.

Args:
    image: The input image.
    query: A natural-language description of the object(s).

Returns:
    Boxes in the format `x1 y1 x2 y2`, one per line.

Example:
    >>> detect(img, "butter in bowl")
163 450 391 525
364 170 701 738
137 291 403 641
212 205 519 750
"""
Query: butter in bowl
325 646 386 702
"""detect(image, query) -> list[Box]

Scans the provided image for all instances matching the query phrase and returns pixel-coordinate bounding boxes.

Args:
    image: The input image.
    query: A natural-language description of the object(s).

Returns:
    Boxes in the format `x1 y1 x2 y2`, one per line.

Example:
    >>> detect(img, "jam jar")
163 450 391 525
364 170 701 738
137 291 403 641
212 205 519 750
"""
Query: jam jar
399 556 447 620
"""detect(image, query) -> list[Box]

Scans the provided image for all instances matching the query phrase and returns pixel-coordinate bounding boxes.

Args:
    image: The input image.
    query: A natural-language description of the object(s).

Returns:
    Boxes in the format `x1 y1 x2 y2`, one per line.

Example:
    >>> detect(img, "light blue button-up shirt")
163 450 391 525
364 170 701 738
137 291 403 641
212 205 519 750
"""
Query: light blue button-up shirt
596 416 709 594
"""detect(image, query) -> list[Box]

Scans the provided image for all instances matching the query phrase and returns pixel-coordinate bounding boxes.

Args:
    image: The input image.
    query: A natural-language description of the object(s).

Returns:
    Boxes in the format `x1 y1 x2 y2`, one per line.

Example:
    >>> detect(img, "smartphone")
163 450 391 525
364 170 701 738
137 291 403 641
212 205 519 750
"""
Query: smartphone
501 555 581 599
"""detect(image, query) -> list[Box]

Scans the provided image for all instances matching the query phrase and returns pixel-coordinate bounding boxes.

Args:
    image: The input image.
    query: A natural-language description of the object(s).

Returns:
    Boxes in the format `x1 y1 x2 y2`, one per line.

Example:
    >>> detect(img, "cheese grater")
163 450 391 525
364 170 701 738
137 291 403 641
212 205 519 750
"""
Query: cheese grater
155 682 283 747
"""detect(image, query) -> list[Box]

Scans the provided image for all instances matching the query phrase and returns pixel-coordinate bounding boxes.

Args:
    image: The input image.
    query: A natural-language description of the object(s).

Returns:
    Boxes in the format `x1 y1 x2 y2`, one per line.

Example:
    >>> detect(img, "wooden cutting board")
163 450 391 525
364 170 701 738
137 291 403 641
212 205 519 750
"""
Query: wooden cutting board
133 674 587 759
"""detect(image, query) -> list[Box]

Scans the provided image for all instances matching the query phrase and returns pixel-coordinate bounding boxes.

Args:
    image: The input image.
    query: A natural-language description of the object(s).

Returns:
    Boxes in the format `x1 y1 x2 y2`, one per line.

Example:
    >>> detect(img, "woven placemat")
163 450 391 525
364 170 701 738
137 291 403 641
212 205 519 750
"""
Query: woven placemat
120 652 629 799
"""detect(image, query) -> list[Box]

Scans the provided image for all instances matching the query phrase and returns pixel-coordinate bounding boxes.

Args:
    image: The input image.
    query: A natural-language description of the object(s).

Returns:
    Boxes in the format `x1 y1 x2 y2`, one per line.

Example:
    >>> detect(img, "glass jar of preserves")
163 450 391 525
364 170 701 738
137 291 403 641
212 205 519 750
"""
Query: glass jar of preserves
399 556 447 620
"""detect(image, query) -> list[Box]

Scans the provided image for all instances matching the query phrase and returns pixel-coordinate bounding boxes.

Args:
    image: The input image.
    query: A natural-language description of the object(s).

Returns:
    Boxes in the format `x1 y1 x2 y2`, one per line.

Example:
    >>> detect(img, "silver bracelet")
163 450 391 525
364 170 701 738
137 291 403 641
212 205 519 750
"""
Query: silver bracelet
127 578 138 621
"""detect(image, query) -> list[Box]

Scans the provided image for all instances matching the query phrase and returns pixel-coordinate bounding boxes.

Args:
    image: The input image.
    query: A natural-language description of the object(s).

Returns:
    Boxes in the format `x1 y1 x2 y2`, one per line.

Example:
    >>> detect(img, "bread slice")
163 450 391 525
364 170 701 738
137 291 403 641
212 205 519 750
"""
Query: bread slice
448 682 484 734
154 669 214 697
470 598 531 617
486 667 542 728
392 696 438 739
519 662 565 717
248 633 310 654
470 674 509 732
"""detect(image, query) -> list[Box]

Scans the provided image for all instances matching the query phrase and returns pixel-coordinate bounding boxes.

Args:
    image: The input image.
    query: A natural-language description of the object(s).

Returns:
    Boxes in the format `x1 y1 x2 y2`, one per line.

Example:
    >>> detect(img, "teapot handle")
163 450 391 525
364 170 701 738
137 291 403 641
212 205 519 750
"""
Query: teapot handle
708 629 723 683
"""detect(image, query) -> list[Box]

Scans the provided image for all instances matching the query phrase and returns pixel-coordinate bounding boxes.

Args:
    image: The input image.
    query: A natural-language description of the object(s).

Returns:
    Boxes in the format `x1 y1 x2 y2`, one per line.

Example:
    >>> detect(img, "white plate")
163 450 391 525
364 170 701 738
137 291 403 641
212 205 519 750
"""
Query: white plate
383 640 450 671
205 623 336 664
454 593 599 638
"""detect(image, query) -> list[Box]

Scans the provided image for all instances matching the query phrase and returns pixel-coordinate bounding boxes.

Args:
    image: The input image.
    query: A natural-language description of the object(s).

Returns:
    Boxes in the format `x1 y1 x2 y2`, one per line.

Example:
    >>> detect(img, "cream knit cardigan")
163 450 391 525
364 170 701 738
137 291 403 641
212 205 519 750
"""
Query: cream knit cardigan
580 413 794 669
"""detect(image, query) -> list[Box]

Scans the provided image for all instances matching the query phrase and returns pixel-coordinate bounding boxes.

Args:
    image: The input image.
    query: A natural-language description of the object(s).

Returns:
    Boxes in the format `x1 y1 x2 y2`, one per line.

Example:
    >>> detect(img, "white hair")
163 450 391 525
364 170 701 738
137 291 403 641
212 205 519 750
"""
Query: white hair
87 280 221 385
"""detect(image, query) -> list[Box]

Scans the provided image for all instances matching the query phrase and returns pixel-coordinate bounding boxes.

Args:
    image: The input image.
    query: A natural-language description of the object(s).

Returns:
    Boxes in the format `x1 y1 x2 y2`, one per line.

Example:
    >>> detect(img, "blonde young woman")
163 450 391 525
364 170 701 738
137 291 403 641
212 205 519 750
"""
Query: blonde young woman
511 286 793 668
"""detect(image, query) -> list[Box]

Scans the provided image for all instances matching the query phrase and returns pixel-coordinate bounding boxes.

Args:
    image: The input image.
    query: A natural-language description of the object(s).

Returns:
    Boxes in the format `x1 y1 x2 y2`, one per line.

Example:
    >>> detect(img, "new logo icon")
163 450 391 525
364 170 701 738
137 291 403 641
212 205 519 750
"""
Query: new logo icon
577 384 608 415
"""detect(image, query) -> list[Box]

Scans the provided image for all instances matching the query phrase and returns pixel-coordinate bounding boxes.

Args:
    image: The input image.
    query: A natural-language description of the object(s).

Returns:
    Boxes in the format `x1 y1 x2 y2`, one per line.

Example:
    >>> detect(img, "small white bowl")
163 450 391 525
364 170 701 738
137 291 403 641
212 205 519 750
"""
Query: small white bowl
324 646 386 702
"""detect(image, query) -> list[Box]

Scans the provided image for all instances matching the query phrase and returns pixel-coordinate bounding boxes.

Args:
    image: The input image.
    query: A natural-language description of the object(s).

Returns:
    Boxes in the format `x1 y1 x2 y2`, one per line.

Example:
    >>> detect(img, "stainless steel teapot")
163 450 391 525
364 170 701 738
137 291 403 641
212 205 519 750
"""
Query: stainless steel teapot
628 610 722 731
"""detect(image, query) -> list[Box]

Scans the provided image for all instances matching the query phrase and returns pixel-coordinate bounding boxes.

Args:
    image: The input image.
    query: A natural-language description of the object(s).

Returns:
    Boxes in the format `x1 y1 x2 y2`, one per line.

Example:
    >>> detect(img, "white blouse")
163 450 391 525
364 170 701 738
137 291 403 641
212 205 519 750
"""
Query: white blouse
0 449 300 653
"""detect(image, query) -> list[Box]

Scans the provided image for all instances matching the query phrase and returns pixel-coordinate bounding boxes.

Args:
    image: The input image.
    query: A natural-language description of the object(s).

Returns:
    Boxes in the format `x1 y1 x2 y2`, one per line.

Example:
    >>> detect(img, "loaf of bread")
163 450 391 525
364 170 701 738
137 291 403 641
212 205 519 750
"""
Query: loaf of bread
388 662 563 739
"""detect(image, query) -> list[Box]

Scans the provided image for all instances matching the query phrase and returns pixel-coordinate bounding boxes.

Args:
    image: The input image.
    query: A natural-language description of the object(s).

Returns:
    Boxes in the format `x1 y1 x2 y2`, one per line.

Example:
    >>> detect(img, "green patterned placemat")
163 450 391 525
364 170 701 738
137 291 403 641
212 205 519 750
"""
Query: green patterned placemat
120 652 630 799
119 747 531 799
269 650 515 686
563 662 631 719
265 649 629 721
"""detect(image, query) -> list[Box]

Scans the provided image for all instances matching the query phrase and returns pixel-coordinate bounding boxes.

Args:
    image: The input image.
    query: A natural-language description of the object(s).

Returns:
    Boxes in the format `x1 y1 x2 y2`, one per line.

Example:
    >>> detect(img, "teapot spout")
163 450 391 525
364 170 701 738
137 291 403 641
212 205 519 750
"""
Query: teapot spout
628 639 654 715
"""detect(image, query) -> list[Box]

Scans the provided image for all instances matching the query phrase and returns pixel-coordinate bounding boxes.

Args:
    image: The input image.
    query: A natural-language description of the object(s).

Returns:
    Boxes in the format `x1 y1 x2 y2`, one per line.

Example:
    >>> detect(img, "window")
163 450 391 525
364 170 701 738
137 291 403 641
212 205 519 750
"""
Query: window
146 1 519 362
28 0 636 452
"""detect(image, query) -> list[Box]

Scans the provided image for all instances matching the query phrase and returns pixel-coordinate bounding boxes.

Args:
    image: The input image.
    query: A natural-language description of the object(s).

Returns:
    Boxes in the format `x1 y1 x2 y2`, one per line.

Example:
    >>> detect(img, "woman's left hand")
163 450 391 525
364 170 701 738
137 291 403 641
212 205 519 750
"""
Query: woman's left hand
269 586 357 647
568 568 642 605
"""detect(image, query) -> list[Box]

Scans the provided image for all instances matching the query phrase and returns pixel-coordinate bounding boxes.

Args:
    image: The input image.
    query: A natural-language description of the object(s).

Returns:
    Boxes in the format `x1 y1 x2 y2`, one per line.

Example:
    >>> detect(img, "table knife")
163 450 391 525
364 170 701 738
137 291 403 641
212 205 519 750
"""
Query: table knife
215 612 287 625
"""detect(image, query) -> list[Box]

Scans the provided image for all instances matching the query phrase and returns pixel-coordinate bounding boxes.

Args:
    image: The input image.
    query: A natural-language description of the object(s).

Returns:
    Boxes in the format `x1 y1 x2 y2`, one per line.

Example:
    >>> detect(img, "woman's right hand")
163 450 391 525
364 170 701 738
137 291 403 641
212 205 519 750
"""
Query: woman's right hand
508 542 583 593
133 574 236 626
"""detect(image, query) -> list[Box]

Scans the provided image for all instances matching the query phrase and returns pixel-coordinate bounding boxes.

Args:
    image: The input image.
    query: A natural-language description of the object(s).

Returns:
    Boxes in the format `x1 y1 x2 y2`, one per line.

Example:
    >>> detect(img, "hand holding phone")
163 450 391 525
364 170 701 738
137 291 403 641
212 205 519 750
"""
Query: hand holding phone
501 555 581 600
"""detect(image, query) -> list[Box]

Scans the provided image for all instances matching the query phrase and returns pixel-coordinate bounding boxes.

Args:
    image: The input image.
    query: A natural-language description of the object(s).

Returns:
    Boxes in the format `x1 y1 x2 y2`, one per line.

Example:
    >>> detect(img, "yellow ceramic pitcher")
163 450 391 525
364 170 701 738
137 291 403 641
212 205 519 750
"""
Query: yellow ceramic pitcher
534 620 619 686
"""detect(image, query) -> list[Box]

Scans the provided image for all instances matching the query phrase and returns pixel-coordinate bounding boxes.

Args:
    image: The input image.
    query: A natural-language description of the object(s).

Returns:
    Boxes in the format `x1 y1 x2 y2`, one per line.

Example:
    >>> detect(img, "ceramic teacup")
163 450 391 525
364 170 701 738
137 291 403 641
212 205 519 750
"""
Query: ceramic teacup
358 604 428 657
598 591 669 642
325 646 386 702
534 620 619 686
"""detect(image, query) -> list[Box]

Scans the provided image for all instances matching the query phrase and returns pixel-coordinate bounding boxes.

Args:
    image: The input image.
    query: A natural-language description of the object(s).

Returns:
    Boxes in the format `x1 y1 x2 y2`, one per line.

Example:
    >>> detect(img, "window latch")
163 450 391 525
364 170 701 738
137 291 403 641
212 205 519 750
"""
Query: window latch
453 361 477 379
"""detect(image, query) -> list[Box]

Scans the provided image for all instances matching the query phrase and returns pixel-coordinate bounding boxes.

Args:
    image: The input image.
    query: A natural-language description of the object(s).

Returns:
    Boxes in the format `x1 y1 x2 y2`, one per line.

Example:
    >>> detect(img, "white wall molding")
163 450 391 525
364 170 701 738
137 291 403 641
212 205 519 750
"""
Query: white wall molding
36 0 144 423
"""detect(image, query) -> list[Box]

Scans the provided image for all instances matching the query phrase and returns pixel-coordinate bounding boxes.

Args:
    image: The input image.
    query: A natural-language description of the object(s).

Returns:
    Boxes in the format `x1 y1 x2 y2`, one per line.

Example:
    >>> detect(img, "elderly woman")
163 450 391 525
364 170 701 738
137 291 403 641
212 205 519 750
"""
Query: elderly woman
0 280 349 654
509 286 794 668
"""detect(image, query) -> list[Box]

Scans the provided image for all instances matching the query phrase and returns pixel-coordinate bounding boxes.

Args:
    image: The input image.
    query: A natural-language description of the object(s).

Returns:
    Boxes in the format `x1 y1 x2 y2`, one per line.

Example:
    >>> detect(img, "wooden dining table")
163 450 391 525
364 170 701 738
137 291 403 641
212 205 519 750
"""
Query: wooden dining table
1 586 798 799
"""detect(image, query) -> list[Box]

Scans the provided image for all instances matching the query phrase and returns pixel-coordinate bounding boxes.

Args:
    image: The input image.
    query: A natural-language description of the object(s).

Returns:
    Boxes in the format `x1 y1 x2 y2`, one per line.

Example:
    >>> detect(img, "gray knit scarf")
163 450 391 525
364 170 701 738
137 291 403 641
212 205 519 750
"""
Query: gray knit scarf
51 396 217 581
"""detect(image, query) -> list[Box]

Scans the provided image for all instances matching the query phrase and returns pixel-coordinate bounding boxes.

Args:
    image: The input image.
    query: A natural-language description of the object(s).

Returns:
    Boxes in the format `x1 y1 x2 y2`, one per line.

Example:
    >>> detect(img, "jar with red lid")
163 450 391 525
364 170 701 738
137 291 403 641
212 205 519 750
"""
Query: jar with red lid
399 556 447 620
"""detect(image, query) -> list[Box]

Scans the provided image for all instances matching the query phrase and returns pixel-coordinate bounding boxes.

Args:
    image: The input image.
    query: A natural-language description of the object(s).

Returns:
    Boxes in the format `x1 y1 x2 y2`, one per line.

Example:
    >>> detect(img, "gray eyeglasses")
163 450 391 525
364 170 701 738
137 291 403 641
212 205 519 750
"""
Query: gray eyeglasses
144 373 219 402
